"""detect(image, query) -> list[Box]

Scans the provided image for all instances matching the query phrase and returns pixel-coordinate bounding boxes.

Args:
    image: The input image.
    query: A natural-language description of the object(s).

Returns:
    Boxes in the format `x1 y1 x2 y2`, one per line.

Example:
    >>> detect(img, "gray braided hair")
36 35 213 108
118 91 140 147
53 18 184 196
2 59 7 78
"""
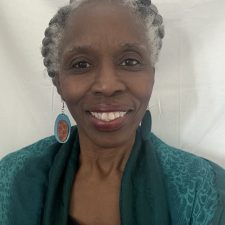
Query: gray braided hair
41 0 165 79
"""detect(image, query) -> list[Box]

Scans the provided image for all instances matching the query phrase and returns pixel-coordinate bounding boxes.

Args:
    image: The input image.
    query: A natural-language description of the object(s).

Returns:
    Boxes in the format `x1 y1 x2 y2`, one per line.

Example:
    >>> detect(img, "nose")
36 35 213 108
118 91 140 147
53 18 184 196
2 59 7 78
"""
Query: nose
91 62 126 96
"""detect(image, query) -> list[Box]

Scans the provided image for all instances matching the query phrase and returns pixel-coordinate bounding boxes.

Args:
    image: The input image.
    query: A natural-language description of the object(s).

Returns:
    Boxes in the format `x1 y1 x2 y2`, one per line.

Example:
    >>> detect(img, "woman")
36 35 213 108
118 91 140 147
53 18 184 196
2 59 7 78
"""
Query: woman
0 0 224 224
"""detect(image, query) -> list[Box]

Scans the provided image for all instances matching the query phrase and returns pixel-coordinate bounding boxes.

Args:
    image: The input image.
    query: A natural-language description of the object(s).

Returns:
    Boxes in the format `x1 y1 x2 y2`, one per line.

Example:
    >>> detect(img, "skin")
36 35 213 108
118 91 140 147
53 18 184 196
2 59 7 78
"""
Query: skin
54 1 155 224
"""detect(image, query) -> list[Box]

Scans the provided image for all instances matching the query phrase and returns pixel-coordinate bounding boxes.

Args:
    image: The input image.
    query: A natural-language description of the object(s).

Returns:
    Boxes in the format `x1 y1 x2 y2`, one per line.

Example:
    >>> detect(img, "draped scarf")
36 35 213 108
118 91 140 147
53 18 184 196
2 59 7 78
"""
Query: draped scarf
10 127 171 225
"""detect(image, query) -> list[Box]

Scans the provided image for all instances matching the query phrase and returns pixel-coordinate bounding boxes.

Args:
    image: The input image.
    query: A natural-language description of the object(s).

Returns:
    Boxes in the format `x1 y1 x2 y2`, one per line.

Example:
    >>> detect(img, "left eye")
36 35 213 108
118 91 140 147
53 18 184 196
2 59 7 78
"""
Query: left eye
120 58 140 66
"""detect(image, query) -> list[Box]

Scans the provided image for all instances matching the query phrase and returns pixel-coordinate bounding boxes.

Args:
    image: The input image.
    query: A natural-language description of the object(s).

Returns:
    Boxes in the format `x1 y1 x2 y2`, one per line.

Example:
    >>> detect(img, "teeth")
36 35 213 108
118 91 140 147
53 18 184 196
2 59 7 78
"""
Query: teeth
90 112 127 121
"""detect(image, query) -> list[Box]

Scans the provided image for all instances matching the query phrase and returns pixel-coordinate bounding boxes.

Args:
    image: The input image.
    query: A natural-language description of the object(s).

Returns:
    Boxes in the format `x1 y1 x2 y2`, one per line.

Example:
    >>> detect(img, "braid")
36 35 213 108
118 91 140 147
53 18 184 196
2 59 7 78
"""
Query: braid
41 0 165 79
134 0 165 64
41 6 71 78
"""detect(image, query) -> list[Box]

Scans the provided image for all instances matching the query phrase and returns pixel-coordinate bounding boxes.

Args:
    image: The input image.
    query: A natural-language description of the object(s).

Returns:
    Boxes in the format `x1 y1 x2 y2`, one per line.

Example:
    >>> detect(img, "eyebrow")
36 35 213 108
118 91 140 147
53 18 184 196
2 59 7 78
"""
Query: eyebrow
118 43 148 52
63 45 95 55
63 42 148 55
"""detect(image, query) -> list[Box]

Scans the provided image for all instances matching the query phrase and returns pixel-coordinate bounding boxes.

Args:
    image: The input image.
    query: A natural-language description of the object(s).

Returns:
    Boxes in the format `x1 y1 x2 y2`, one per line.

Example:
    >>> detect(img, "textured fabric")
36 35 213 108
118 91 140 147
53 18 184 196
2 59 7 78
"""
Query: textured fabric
42 128 80 225
151 134 220 225
208 162 225 224
117 128 171 225
0 136 56 225
42 127 170 225
0 127 224 225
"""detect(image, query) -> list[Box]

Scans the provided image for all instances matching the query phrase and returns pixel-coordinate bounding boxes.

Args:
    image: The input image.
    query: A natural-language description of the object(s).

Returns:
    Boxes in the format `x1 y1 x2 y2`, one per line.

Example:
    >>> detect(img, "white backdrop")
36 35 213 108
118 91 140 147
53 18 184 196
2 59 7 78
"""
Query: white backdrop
0 0 225 167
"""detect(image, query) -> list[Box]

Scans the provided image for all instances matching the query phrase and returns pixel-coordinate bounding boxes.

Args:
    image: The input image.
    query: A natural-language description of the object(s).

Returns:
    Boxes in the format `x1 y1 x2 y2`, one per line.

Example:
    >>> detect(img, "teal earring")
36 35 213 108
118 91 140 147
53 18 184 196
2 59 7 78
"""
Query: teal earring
54 101 71 143
141 109 152 141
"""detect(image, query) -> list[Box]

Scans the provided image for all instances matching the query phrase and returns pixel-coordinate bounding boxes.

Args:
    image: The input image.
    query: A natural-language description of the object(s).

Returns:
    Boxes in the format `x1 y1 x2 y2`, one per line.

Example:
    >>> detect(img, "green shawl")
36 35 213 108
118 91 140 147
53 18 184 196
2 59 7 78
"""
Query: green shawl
1 126 225 224
9 127 171 225
43 127 171 224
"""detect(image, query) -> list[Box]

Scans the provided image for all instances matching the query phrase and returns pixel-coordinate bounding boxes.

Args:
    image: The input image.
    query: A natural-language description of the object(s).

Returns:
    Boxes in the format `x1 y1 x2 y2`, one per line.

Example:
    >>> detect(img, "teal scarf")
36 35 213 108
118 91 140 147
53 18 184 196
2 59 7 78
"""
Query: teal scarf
43 127 171 224
11 127 171 225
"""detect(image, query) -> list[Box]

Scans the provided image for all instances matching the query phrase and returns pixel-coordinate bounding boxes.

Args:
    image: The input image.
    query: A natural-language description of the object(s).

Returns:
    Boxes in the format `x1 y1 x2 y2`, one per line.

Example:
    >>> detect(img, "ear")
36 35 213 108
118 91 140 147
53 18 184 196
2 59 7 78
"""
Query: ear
52 74 63 97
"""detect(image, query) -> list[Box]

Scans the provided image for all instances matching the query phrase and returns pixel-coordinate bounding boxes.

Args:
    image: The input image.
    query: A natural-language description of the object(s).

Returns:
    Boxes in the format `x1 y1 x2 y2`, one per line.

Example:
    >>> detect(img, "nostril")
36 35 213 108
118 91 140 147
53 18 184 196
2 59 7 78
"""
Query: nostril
93 88 124 97
91 77 126 96
90 64 127 96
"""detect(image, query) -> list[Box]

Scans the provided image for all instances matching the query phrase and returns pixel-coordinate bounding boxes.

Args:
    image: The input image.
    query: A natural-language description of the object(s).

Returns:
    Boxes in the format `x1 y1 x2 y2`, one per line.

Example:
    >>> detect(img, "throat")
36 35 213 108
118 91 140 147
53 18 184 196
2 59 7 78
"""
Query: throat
78 147 131 178
77 130 136 178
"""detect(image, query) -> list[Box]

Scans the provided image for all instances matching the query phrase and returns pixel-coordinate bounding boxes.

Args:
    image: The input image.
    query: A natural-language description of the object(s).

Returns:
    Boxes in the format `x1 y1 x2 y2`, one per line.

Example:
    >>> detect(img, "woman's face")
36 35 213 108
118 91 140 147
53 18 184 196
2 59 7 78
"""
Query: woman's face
55 1 155 148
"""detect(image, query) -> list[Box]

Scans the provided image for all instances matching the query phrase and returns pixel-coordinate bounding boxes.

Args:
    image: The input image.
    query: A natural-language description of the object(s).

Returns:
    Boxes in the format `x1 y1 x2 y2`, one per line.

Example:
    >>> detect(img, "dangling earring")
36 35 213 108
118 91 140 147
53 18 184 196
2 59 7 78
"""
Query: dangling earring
141 107 152 141
54 101 71 143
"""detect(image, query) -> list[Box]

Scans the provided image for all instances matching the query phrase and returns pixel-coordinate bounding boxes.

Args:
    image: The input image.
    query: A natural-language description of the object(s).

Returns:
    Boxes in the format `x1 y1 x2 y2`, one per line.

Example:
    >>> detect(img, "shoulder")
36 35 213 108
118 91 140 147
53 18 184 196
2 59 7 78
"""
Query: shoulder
0 136 58 225
150 133 216 180
150 133 225 225
0 135 57 174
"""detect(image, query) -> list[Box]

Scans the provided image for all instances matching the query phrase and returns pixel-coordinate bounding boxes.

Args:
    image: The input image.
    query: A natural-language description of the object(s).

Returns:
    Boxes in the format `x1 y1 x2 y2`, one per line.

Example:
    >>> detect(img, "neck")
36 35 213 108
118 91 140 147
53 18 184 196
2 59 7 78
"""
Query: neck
77 132 136 179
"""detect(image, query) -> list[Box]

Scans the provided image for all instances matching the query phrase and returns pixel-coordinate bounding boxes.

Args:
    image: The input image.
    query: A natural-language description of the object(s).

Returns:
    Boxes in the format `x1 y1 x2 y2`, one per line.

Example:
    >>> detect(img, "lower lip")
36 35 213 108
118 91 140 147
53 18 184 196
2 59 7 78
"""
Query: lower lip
88 113 129 132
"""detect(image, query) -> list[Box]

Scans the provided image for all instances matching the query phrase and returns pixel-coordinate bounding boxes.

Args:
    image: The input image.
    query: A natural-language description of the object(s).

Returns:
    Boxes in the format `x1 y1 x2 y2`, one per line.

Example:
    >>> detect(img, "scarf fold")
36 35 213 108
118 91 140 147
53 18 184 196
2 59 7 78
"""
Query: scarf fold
42 128 80 225
43 126 171 225
119 129 171 225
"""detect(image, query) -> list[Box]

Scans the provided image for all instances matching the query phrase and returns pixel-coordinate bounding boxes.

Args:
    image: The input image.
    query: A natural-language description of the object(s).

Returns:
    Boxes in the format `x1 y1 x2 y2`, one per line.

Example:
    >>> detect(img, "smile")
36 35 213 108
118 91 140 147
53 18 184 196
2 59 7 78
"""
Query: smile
90 112 127 122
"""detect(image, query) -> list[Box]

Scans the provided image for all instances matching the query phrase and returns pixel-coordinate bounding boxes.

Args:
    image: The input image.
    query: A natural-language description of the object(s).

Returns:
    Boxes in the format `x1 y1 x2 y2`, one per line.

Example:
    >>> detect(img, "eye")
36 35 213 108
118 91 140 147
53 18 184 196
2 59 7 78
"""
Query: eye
120 58 140 66
72 60 91 69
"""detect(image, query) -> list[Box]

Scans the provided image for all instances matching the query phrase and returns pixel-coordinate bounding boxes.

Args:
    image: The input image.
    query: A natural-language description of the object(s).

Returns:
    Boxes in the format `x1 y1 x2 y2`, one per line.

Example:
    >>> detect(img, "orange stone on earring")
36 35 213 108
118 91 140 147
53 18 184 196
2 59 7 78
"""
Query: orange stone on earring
57 120 69 142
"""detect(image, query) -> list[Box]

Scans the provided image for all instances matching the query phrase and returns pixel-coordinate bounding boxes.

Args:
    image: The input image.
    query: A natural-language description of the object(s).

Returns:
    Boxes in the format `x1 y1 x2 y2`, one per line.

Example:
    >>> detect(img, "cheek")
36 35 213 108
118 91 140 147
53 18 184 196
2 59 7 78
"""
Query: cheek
58 76 90 105
127 74 154 105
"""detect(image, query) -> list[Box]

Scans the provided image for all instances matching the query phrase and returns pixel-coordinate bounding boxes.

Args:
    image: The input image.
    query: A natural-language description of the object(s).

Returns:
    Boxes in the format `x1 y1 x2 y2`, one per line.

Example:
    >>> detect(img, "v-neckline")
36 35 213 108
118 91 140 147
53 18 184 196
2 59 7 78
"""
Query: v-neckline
68 215 80 225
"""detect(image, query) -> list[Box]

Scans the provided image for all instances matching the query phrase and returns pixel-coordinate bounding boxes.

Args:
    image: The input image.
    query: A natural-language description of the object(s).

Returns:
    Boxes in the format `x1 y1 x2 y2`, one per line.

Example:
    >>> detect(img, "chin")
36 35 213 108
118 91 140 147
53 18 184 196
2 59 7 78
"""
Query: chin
78 125 137 150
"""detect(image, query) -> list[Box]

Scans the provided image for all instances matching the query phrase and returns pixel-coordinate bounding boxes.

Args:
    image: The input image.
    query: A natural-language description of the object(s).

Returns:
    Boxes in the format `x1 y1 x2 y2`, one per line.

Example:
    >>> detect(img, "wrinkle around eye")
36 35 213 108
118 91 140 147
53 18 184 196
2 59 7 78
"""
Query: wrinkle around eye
118 57 148 72
62 57 95 74
60 52 96 70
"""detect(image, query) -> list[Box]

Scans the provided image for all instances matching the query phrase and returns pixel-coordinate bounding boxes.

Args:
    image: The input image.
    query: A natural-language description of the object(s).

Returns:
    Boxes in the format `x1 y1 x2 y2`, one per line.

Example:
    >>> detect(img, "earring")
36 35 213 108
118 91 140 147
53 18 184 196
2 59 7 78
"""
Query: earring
141 108 152 141
54 101 71 143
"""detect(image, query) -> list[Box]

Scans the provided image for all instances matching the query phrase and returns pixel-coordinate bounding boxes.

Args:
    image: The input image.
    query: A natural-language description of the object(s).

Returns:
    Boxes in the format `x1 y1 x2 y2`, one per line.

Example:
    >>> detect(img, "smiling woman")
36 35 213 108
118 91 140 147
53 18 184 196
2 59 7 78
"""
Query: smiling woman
54 1 155 151
0 0 225 225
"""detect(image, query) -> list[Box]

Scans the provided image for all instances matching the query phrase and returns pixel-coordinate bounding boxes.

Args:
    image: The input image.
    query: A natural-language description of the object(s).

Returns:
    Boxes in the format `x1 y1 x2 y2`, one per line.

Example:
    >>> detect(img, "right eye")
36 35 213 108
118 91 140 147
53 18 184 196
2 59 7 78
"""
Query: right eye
72 60 91 69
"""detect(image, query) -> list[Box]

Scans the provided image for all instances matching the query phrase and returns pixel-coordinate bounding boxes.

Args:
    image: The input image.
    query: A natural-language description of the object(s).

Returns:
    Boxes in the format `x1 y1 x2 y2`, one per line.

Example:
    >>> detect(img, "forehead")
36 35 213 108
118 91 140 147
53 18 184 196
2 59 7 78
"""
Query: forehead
61 1 149 53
